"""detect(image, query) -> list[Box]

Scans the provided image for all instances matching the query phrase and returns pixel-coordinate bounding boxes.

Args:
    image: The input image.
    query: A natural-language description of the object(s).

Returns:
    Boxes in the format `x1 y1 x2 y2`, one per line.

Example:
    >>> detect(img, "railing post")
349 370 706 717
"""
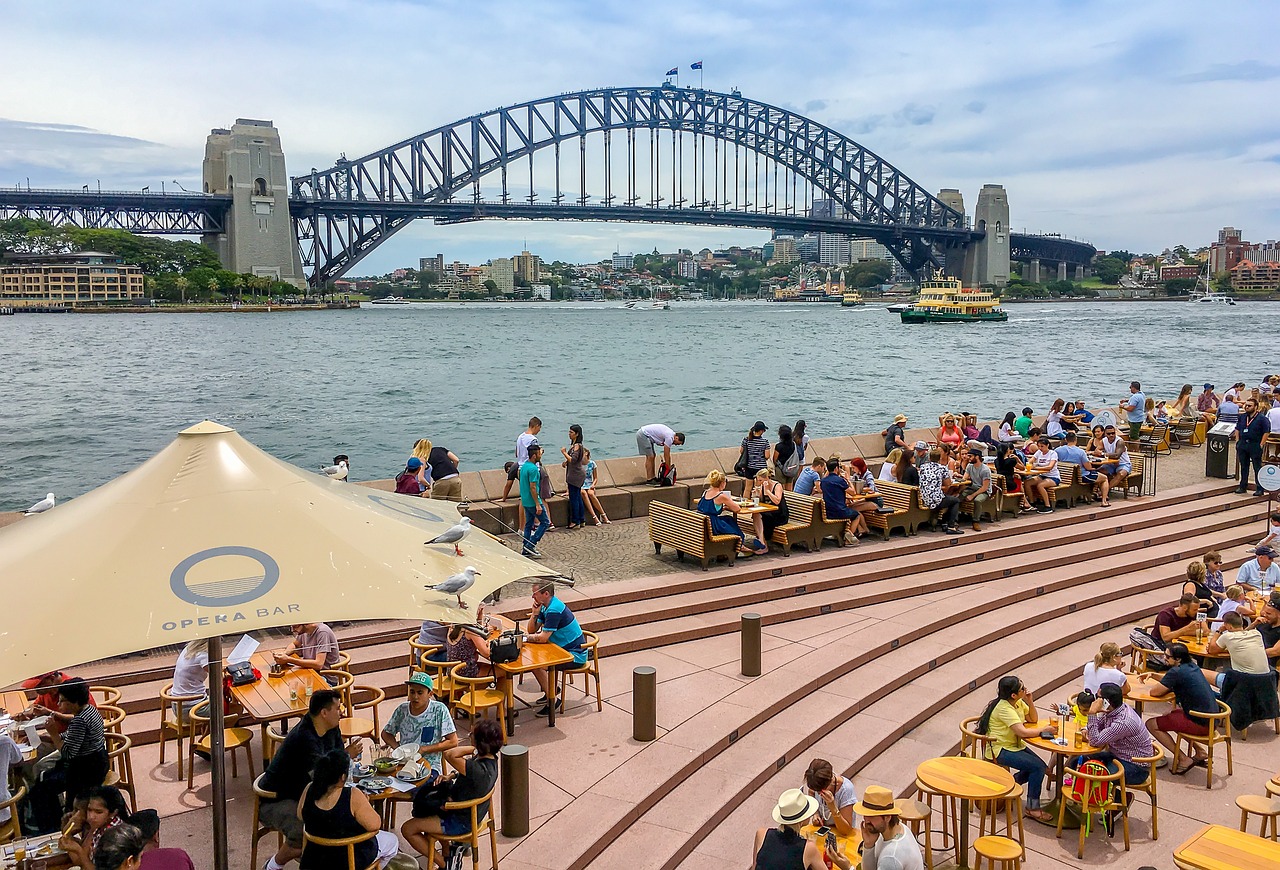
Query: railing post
741 612 762 677
500 744 530 838
633 666 657 742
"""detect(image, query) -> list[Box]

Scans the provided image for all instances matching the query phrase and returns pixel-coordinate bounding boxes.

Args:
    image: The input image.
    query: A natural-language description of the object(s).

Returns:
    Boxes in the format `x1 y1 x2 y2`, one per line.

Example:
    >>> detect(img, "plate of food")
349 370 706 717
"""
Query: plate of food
356 777 392 793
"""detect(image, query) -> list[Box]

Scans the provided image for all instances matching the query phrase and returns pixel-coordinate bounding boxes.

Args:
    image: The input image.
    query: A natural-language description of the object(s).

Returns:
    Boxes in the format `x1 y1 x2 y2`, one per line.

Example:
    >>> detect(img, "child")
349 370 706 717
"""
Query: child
581 448 610 525
1212 584 1255 629
1256 512 1280 549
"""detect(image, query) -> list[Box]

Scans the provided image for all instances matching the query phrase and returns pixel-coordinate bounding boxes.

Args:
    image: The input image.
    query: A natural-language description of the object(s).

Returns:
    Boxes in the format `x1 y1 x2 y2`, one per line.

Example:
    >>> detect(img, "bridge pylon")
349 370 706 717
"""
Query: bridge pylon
202 120 305 288
961 184 1010 288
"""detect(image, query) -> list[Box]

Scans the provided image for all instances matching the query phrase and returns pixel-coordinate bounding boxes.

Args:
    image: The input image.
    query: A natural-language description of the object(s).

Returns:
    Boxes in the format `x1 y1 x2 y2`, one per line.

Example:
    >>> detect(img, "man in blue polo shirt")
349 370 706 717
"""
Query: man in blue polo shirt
1120 381 1146 440
524 580 586 716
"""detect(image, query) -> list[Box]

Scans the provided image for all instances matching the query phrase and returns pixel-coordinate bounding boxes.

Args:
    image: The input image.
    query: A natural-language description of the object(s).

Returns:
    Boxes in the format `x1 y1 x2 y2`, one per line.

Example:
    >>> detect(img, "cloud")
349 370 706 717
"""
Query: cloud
1177 61 1280 83
963 101 985 114
896 103 936 126
804 99 827 112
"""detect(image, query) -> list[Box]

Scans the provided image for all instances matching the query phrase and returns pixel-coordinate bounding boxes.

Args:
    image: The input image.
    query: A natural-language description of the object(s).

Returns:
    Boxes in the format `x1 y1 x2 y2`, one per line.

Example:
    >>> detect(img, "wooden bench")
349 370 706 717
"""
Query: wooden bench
648 501 741 570
810 496 851 548
734 491 827 555
865 481 920 539
1059 462 1099 507
957 484 1002 524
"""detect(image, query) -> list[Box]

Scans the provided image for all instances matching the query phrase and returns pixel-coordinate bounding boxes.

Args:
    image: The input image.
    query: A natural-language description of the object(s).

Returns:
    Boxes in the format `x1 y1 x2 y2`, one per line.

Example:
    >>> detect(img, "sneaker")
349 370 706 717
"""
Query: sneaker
521 549 543 559
646 477 662 486
1235 487 1249 494
1019 505 1036 514
943 526 965 535
1036 506 1053 513
534 700 563 717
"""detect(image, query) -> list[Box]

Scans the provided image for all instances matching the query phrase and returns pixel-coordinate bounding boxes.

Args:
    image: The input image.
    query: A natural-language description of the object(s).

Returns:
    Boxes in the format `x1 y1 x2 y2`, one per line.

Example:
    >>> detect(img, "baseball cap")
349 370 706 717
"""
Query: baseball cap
405 671 435 689
1256 546 1276 558
913 441 929 450
21 670 63 690
1203 383 1214 389
406 457 423 470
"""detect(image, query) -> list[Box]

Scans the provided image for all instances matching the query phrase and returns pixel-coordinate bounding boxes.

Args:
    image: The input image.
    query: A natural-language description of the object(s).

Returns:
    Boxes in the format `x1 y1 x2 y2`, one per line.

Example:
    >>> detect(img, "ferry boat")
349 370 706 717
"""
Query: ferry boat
899 277 1008 323
840 288 864 307
369 295 411 305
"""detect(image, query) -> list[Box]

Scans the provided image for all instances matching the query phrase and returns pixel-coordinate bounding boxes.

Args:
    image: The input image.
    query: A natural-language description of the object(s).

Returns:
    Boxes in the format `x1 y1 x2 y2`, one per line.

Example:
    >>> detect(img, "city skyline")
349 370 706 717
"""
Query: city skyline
2 0 1278 274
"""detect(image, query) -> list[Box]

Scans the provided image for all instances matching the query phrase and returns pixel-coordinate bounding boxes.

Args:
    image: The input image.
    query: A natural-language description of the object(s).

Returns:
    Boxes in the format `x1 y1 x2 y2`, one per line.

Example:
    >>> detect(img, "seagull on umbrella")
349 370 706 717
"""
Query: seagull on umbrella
320 460 348 481
425 516 471 556
427 566 480 609
24 493 55 516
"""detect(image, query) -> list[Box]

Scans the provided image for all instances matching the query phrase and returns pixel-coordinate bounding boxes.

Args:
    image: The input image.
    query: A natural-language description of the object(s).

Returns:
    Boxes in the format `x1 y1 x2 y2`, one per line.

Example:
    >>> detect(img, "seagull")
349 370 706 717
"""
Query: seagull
24 493 55 515
427 566 480 609
320 460 348 481
425 517 471 556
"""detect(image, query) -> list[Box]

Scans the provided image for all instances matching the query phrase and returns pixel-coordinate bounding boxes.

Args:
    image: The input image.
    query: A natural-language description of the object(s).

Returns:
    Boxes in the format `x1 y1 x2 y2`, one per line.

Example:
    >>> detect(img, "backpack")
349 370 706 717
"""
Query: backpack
780 448 801 479
1128 626 1172 671
657 462 678 486
1068 759 1114 809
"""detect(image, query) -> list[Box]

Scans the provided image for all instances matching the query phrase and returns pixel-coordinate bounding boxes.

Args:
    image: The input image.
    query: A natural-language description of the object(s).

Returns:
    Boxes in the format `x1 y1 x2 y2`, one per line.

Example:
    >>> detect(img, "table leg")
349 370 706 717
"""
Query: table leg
504 677 516 735
547 666 558 727
958 798 970 870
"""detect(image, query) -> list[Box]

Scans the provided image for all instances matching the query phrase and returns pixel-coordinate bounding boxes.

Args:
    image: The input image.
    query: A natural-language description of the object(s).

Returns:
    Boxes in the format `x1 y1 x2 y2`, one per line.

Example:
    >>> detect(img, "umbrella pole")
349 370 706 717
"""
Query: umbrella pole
208 635 229 870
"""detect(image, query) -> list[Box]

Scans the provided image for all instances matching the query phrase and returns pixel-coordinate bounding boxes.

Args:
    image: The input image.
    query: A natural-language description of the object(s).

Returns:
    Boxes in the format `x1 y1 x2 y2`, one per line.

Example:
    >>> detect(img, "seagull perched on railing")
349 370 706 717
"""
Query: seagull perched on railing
320 460 348 481
427 566 480 609
24 493 55 515
425 516 471 556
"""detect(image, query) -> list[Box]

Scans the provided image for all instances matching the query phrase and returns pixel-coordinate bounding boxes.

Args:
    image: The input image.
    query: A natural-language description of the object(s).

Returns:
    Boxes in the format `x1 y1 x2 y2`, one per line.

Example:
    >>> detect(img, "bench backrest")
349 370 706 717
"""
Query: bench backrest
1055 461 1078 485
876 481 916 511
781 491 818 524
648 500 712 537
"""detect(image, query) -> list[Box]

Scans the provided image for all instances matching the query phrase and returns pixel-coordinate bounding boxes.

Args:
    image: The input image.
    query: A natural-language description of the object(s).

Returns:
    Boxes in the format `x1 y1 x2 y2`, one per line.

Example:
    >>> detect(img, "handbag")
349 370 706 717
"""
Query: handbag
733 445 749 477
488 629 522 665
411 773 452 817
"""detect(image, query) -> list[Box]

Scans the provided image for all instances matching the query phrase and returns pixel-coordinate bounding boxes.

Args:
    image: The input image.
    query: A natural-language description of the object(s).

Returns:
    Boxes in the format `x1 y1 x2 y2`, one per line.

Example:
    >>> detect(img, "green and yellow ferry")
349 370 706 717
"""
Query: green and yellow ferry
899 277 1007 323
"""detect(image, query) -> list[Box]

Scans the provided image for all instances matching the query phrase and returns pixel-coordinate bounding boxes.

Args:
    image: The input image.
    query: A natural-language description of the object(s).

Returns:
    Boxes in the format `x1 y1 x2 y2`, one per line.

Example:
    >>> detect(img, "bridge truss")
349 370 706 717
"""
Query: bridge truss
0 189 229 235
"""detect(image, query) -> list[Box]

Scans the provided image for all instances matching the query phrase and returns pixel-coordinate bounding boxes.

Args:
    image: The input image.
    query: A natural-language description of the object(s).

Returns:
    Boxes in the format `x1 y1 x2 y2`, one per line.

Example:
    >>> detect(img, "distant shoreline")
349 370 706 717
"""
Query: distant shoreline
16 303 361 314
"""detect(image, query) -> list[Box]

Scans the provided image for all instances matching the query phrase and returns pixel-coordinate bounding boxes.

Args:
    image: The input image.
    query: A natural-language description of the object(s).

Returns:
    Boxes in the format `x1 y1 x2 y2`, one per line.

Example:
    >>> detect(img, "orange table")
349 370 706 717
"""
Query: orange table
800 823 860 869
2 689 49 762
1026 710 1104 829
229 652 330 751
479 615 575 730
1173 823 1280 869
916 756 1015 869
1125 676 1173 714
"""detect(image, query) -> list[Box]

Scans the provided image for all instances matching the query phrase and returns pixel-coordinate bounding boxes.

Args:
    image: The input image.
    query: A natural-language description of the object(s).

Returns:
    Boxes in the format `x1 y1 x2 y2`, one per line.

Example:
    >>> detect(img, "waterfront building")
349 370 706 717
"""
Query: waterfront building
0 251 145 308
612 252 635 270
530 283 552 300
1208 227 1280 276
1159 264 1200 281
419 253 444 276
677 259 699 279
514 250 541 283
770 237 798 265
484 257 515 294
850 237 891 262
1229 259 1280 290
817 233 851 265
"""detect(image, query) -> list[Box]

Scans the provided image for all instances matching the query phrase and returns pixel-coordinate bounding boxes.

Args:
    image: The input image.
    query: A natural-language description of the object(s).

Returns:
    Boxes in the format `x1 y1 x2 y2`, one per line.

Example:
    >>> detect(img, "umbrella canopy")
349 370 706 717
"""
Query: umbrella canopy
0 420 540 689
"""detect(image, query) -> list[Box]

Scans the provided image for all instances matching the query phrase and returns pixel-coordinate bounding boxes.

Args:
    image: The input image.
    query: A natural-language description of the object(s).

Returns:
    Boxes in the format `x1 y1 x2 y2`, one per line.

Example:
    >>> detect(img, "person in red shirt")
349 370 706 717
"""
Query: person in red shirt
131 809 196 870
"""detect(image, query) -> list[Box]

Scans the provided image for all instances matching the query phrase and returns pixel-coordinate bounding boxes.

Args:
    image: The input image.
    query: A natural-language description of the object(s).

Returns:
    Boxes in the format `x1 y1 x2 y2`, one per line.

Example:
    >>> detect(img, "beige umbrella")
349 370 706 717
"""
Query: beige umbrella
0 421 546 869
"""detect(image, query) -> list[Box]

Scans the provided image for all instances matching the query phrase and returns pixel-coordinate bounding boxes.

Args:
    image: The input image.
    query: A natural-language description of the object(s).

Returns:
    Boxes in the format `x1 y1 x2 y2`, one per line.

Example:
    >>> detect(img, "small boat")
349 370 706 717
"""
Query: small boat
886 301 912 313
900 277 1008 323
622 299 669 310
369 295 411 305
1190 292 1236 305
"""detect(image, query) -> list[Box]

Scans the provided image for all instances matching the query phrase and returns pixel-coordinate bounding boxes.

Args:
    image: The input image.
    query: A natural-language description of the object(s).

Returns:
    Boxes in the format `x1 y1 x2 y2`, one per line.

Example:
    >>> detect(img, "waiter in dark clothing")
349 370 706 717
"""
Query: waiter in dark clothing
1234 396 1271 495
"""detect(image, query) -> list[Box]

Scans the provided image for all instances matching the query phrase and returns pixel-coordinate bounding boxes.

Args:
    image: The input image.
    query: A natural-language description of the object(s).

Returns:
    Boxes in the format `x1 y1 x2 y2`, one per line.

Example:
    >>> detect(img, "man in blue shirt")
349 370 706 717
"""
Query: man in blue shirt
1120 381 1146 440
519 442 549 558
1238 546 1280 593
1054 431 1098 494
524 580 586 716
1234 396 1271 495
1074 401 1095 425
793 456 824 496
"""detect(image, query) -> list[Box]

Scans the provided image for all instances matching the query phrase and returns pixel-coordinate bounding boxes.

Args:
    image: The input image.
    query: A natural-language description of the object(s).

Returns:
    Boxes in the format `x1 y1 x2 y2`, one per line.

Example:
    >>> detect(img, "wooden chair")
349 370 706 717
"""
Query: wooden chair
159 683 205 779
914 778 959 858
422 785 499 870
98 704 126 735
556 630 602 713
959 716 994 759
0 785 26 844
1128 745 1164 840
262 723 287 766
1056 762 1129 859
335 651 352 670
451 664 508 739
421 656 463 707
345 684 386 741
302 829 379 870
188 706 256 790
1236 794 1280 841
1171 700 1233 789
1128 627 1163 674
103 732 138 812
89 685 122 705
250 774 282 870
972 835 1023 869
320 669 356 711
408 632 438 677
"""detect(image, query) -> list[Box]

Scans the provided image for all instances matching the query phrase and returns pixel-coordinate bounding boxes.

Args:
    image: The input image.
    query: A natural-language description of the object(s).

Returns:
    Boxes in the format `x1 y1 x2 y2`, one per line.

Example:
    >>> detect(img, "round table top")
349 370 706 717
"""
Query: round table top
916 756 1015 801
1024 713 1104 757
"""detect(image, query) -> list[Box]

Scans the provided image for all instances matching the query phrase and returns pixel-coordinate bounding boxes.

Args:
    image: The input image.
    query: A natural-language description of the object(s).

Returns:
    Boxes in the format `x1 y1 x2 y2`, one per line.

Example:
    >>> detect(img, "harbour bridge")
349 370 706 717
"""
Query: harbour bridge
0 86 1095 288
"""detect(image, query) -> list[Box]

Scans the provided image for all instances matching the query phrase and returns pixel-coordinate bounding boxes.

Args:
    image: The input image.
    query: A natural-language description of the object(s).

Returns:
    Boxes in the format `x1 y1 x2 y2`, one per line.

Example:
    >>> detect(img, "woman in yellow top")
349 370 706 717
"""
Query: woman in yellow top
976 676 1056 822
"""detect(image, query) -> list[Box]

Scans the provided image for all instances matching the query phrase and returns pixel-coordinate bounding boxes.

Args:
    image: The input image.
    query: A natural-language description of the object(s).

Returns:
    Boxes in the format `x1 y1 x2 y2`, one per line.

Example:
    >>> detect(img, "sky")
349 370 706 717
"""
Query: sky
2 0 1278 274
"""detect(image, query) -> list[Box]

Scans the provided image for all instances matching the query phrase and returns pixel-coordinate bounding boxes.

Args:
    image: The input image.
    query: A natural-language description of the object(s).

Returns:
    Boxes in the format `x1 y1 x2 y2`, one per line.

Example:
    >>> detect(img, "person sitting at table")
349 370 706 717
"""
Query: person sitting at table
1083 642 1128 694
752 789 847 870
1181 560 1222 618
29 679 109 834
259 690 353 870
847 457 889 518
1211 584 1254 629
852 784 925 870
524 580 589 717
975 676 1055 822
1153 594 1202 648
1237 546 1280 592
1137 643 1219 775
1248 599 1280 666
17 670 99 786
0 729 21 832
794 455 825 495
444 623 491 681
1020 438 1059 513
917 448 963 535
401 719 503 868
1083 683 1155 787
298 749 400 870
938 414 965 449
820 459 866 545
169 639 209 716
748 468 790 548
697 469 763 556
992 443 1033 514
381 672 457 776
417 620 451 665
127 809 196 870
894 447 918 487
1206 611 1272 687
798 758 856 837
959 448 992 532
273 623 341 673
876 449 902 484
93 823 147 870
59 785 128 869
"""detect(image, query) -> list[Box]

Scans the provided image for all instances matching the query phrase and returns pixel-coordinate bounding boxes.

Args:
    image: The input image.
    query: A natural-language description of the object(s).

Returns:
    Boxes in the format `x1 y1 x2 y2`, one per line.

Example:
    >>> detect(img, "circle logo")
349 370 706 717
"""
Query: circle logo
170 546 280 607
1259 465 1280 493
366 494 447 525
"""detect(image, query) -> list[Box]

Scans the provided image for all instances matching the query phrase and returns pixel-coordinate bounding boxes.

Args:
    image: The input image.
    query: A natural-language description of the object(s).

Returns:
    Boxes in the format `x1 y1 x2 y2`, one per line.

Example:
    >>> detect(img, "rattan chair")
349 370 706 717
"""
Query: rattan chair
0 785 26 844
421 785 499 870
556 630 602 712
1171 700 1233 789
159 683 205 779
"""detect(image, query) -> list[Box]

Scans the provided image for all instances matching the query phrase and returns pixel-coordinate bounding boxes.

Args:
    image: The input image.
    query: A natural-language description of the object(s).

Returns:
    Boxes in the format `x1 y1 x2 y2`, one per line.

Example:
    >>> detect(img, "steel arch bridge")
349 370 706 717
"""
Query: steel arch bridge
289 85 978 286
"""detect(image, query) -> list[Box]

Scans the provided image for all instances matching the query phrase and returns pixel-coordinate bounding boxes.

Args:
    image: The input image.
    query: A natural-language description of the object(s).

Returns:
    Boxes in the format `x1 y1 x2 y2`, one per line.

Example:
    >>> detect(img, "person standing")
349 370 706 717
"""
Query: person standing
738 422 771 478
636 423 685 484
426 443 463 502
501 417 543 501
773 424 800 489
561 424 587 529
1120 381 1146 441
519 443 549 558
1233 395 1271 495
793 420 810 464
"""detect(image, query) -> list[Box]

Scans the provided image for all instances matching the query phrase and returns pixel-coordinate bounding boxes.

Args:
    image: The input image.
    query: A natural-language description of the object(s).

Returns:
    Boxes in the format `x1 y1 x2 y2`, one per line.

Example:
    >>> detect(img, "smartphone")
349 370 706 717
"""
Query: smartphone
824 832 838 852
815 826 831 838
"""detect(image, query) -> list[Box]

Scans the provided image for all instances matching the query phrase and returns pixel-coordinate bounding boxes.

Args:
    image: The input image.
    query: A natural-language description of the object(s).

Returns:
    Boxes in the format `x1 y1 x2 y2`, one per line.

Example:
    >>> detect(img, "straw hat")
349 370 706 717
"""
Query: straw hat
852 784 907 818
893 414 908 424
772 788 820 826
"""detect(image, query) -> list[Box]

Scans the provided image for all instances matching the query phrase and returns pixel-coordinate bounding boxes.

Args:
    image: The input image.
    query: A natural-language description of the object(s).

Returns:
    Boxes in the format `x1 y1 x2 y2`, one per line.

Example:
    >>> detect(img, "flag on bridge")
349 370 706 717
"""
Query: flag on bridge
690 61 703 70
666 67 679 76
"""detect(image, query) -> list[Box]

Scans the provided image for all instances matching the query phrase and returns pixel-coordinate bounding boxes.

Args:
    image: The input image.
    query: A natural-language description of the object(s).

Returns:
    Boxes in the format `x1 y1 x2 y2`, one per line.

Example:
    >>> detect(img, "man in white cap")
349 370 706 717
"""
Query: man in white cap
752 788 847 870
852 784 924 870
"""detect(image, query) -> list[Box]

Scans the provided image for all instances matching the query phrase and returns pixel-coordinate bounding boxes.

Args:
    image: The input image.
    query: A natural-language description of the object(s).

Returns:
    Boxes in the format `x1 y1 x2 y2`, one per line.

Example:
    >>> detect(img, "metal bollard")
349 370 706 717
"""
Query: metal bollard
500 744 530 837
633 666 657 742
741 612 762 677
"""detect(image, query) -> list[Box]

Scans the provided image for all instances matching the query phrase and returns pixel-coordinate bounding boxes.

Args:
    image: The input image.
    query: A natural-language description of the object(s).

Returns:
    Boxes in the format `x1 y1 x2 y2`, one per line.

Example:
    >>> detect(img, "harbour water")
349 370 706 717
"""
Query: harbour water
0 300 1271 511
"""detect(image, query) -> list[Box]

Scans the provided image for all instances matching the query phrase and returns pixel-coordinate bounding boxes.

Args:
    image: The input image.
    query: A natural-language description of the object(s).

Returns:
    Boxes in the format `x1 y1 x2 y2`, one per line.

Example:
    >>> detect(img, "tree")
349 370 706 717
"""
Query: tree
175 275 189 304
1213 271 1232 293
1163 277 1196 296
1107 250 1136 264
1092 256 1126 285
483 279 498 293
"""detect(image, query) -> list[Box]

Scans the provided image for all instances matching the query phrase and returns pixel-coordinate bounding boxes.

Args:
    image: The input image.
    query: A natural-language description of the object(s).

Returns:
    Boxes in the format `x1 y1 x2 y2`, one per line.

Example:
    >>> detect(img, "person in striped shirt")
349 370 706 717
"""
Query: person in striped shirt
1083 682 1154 785
29 679 108 833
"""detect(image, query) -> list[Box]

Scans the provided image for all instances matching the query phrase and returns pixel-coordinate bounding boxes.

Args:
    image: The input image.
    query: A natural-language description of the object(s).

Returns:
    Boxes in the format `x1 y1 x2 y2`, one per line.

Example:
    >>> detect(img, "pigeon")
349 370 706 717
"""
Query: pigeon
24 493 55 515
427 566 480 609
320 460 348 481
425 516 471 556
